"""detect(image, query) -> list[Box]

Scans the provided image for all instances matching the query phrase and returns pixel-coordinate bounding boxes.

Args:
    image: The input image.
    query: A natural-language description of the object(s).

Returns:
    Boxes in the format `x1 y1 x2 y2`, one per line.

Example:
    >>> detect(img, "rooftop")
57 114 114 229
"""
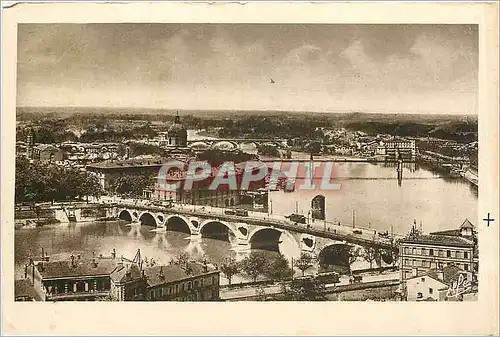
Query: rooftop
110 263 143 284
426 265 466 286
144 262 215 287
400 234 473 248
37 259 117 279
15 279 41 300
87 157 173 169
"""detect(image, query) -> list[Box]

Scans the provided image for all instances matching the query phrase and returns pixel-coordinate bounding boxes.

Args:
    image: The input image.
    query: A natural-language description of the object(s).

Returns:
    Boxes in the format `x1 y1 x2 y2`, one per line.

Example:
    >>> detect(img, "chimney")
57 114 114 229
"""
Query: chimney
41 247 45 260
159 266 164 279
44 251 50 262
437 269 444 281
111 248 116 259
38 261 44 272
71 254 76 267
24 264 28 279
92 258 98 268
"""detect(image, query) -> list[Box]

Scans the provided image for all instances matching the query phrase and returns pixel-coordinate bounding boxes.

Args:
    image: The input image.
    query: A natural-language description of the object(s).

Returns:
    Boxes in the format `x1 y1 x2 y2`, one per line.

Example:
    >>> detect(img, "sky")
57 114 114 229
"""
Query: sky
17 24 478 114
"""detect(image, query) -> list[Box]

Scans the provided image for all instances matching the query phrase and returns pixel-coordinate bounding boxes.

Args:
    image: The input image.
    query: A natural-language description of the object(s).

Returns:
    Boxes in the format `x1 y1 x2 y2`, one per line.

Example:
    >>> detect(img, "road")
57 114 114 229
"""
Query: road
220 271 400 300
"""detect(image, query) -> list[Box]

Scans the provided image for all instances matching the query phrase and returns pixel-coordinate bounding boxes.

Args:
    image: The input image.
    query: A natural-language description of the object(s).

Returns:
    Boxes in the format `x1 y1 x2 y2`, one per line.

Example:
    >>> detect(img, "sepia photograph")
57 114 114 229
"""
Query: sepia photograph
2 1 498 336
13 21 481 303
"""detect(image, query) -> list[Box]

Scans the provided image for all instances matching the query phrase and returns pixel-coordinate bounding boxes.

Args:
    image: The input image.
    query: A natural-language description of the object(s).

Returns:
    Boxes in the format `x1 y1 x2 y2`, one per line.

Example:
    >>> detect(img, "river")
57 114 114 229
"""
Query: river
14 160 477 283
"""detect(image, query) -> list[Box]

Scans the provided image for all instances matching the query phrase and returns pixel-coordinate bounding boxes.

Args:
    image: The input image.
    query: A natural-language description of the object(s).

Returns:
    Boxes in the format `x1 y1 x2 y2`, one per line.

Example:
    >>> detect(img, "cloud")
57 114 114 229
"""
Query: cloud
16 24 478 114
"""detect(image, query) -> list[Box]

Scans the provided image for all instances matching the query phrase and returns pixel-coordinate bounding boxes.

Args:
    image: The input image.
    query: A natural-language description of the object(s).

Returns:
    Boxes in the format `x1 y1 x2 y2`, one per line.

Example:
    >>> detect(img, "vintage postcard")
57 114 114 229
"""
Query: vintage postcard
1 1 498 336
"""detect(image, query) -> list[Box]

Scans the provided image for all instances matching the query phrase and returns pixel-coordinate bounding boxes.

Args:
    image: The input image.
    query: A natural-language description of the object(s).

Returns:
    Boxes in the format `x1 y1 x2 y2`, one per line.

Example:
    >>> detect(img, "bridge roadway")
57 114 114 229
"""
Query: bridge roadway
111 201 397 250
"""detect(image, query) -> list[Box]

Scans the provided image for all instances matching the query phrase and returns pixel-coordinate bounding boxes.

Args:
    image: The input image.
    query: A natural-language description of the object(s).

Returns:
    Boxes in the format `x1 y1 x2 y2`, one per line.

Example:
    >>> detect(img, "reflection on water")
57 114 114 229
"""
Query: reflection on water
270 162 478 235
15 162 477 281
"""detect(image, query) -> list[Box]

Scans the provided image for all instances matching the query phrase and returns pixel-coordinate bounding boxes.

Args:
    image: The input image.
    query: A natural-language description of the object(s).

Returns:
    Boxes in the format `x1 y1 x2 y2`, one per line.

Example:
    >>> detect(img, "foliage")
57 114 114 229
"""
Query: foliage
15 157 103 203
280 277 327 301
264 254 293 281
294 253 314 276
107 172 155 197
196 149 257 166
239 251 269 282
129 143 166 157
220 258 240 285
257 144 280 158
361 246 380 269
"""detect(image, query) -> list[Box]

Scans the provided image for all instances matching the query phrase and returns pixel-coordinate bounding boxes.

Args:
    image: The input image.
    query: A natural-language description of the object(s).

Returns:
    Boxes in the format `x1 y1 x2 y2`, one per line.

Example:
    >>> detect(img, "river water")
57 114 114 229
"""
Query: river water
14 161 477 282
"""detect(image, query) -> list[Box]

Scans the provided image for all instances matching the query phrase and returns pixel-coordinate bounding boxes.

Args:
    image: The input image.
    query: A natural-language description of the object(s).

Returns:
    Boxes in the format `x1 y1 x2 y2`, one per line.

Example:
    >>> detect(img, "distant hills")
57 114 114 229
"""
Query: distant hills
16 106 478 124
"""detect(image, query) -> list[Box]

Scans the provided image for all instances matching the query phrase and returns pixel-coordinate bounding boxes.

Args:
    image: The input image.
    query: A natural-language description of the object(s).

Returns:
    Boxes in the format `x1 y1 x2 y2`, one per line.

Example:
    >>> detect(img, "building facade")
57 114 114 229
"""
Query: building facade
21 250 220 302
383 139 416 161
399 219 478 299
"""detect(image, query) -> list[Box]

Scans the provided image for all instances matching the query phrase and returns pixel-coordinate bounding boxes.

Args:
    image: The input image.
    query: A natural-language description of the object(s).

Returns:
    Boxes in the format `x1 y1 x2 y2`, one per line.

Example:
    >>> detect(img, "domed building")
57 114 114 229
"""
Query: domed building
167 112 187 148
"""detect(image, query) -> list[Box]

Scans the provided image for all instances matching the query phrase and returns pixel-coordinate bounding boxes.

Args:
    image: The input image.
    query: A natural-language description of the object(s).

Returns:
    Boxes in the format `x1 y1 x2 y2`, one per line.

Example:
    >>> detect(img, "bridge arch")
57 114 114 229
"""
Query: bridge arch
138 211 158 227
189 141 211 150
118 209 133 223
238 141 258 152
317 242 354 274
248 227 300 254
164 214 192 235
212 140 238 151
199 220 237 242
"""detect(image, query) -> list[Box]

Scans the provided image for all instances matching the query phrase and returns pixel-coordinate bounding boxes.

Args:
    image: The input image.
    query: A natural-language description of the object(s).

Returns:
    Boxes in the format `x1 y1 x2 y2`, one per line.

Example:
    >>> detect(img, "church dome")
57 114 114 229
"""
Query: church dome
167 113 188 147
168 114 187 137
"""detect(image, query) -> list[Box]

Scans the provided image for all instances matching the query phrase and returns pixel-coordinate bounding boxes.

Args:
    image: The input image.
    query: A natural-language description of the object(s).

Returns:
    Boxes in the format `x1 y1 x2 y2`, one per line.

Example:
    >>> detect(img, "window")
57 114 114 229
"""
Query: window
429 288 433 294
150 290 154 299
429 249 434 256
188 281 192 290
464 252 469 259
404 259 409 266
175 284 179 293
446 250 451 258
421 248 427 255
159 288 163 297
412 247 416 255
464 264 469 271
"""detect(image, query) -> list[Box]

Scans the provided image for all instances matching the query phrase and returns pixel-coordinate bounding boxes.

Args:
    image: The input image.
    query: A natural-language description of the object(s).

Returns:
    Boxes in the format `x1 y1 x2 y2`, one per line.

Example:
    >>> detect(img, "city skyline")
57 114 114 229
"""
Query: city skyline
17 24 478 115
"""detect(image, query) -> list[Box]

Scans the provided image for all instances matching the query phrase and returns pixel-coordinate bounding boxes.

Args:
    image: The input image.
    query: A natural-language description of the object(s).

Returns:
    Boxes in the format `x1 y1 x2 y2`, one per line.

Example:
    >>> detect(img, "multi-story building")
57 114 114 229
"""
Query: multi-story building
21 249 220 302
383 139 416 161
144 263 220 301
399 219 478 299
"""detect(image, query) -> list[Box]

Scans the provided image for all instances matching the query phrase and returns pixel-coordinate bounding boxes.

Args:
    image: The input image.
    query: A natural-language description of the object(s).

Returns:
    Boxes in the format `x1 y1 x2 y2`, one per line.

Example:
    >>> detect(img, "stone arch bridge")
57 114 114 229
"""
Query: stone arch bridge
110 204 395 263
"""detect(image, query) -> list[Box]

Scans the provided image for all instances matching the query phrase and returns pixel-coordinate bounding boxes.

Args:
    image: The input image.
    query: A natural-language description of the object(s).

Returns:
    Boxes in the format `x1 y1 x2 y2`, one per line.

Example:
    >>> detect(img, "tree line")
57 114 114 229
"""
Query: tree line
15 157 103 203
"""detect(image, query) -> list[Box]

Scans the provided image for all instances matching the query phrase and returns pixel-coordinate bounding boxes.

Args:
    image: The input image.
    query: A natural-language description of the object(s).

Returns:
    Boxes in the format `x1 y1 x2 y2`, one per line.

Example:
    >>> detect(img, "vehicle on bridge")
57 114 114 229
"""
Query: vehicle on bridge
353 230 363 235
378 230 390 238
224 209 249 217
285 213 306 224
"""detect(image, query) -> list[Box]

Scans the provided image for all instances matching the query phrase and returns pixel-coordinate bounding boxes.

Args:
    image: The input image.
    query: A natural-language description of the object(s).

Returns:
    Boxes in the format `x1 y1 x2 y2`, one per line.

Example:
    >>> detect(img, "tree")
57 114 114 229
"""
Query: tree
220 258 240 285
361 246 379 269
294 253 314 276
239 251 269 282
347 246 362 273
280 277 327 301
265 254 293 281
